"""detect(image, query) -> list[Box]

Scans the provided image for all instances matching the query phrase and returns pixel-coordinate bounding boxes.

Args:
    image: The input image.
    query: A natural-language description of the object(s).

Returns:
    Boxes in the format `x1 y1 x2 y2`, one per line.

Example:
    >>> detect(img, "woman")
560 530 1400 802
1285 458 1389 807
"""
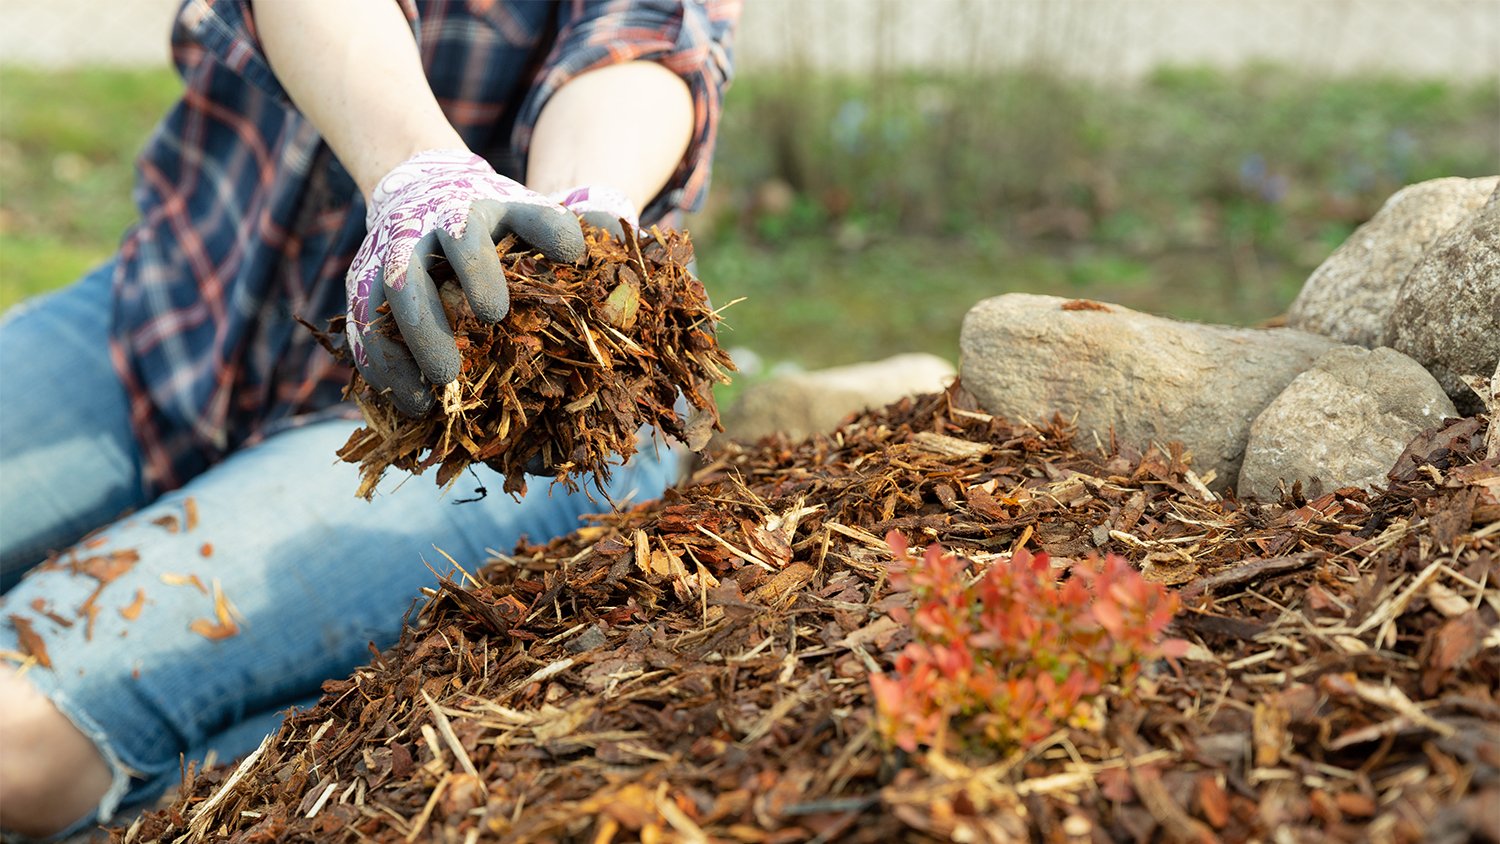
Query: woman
0 0 739 836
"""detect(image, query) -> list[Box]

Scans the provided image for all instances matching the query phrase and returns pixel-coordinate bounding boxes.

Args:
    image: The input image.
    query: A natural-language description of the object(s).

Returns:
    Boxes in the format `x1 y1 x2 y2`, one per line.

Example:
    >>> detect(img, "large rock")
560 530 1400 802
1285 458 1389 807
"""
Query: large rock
1389 184 1500 414
959 294 1338 487
1287 176 1499 347
1238 347 1456 500
722 353 955 442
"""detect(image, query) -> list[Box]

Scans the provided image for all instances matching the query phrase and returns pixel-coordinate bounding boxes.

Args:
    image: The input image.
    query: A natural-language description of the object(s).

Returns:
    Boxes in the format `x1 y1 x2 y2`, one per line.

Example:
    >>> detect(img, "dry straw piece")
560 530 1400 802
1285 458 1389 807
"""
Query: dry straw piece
337 224 734 498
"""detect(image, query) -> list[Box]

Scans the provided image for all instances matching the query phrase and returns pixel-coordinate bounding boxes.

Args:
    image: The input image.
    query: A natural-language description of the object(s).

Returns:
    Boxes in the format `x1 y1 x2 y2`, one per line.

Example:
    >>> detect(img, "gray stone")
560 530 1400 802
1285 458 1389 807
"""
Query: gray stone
1287 176 1499 347
565 624 611 654
1490 359 1500 461
959 294 1339 487
1389 184 1500 415
1238 347 1456 500
722 353 956 442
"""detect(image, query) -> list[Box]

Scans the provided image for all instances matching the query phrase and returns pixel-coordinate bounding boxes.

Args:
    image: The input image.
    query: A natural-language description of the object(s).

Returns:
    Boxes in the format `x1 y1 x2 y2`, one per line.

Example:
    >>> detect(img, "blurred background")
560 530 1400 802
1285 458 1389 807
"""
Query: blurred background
2 0 1497 376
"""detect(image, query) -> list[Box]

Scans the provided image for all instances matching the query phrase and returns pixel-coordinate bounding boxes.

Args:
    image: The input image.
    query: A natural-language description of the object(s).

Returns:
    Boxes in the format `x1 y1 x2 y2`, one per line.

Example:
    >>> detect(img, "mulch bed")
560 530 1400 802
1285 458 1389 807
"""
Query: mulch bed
118 383 1498 844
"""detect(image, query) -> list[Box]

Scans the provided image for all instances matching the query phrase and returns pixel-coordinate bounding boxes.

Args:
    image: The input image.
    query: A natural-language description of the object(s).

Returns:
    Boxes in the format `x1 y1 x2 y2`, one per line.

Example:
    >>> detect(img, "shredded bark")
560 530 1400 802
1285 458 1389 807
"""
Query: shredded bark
122 383 1498 843
8 614 52 668
336 225 733 499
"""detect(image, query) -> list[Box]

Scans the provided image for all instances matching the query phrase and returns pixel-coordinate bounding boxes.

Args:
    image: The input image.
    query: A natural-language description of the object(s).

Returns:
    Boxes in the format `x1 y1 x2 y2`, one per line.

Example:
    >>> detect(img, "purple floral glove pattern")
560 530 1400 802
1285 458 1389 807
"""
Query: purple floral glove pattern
346 149 585 416
550 185 640 240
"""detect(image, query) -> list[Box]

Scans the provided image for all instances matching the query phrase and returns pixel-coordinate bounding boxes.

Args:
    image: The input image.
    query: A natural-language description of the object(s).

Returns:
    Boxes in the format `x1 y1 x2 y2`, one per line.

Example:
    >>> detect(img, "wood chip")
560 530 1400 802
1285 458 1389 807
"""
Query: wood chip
119 588 147 621
8 615 51 668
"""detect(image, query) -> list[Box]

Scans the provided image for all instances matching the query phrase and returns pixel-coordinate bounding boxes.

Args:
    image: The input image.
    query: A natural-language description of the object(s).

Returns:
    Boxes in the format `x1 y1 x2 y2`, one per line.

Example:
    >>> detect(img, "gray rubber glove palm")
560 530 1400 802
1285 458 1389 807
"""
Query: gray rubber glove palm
346 149 585 416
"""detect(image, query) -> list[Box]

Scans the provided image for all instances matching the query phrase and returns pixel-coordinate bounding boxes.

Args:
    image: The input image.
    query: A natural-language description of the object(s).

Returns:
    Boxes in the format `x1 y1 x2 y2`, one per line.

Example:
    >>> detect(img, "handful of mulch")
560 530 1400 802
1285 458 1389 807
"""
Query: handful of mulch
337 224 734 499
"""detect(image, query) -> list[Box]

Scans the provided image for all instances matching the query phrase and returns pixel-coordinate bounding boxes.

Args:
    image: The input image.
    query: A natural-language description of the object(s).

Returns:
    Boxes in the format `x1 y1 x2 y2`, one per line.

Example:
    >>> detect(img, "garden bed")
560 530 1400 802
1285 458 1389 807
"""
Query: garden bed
120 384 1497 843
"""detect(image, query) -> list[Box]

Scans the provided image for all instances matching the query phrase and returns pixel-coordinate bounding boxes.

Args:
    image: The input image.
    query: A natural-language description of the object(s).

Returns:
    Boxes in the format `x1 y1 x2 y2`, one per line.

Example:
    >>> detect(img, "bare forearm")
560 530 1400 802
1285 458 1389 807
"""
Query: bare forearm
526 62 693 212
253 0 465 198
256 3 693 212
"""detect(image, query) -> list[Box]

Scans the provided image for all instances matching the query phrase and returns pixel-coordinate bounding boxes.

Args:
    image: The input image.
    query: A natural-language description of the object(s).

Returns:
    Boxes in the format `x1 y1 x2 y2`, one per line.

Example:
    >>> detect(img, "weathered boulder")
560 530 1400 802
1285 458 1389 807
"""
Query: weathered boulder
1237 347 1455 500
959 294 1338 487
1389 184 1500 414
722 353 955 442
1287 176 1498 347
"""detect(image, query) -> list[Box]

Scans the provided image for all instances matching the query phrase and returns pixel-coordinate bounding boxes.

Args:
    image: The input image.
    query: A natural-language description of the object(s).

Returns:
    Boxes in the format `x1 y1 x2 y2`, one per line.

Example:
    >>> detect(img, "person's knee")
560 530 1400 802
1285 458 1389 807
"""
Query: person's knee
0 667 114 838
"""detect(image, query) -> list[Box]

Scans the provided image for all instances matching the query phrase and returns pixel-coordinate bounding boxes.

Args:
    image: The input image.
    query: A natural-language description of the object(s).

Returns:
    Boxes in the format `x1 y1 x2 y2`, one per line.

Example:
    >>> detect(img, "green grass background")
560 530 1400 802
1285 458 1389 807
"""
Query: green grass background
2 65 1496 371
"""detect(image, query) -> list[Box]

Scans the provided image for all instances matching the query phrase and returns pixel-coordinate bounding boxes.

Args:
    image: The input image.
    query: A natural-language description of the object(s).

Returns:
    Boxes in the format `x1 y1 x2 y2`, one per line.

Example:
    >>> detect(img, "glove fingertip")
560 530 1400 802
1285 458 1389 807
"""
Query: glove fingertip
410 342 463 388
536 226 587 265
501 204 587 264
391 382 437 417
579 210 626 242
522 453 552 477
436 225 509 323
362 335 437 418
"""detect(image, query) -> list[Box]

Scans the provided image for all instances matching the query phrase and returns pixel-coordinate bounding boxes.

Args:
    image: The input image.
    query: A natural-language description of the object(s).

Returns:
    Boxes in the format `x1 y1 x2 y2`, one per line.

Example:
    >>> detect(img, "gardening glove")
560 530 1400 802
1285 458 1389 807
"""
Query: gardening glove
551 185 639 241
346 149 586 417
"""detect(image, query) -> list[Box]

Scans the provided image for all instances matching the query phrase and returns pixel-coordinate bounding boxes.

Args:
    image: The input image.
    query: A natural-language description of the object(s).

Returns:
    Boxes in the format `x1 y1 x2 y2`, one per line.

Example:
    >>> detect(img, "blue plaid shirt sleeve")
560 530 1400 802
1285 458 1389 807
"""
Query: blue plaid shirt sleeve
174 0 422 103
173 0 288 101
512 0 741 222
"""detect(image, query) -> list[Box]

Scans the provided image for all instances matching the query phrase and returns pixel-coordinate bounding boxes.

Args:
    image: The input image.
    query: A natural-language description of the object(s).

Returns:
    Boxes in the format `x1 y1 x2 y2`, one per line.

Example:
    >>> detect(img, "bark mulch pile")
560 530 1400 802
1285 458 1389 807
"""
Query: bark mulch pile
120 384 1498 843
336 225 733 499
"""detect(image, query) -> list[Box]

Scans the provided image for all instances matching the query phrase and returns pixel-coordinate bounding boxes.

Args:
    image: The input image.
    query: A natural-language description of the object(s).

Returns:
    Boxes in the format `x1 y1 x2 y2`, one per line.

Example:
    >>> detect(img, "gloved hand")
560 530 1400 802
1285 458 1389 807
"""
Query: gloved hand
551 185 639 241
346 149 586 416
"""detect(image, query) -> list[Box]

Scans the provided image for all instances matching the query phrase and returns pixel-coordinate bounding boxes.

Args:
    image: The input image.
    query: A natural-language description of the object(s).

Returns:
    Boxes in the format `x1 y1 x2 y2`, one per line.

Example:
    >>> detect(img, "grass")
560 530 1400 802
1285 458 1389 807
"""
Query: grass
699 66 1498 368
2 64 1496 375
702 232 1290 367
0 67 183 307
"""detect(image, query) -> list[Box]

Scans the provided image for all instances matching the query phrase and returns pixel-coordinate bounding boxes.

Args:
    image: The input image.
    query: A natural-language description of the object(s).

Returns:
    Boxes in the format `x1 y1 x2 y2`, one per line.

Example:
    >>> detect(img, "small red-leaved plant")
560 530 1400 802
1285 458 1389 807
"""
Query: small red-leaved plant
869 532 1188 753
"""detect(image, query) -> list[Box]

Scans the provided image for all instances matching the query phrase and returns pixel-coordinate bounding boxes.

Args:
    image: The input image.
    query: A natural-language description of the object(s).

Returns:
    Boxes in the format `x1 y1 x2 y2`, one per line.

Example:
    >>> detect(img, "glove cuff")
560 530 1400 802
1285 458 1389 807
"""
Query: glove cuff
550 185 640 231
366 148 494 228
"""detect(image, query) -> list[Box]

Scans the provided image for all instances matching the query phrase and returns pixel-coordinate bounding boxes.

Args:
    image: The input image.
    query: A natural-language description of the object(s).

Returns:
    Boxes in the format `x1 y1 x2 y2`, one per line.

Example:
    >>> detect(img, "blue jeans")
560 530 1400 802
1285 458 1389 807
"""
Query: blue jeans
0 264 679 831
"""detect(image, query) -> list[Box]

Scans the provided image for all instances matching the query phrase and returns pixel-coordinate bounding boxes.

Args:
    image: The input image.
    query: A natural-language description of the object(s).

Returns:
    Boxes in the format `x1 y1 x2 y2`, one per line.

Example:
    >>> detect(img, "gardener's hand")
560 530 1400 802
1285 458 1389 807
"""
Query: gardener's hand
551 185 640 242
346 149 586 417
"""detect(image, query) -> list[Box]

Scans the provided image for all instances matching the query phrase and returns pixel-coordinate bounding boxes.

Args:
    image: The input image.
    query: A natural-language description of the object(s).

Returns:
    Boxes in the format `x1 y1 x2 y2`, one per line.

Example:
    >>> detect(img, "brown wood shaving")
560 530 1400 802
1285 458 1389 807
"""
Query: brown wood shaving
188 580 240 641
8 614 51 668
29 598 74 628
161 572 209 595
119 588 147 621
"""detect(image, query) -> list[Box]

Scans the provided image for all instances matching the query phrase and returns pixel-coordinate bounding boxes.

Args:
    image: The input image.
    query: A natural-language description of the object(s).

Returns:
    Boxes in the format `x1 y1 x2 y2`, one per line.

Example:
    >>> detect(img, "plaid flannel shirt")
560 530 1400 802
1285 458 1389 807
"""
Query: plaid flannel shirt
111 0 739 492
